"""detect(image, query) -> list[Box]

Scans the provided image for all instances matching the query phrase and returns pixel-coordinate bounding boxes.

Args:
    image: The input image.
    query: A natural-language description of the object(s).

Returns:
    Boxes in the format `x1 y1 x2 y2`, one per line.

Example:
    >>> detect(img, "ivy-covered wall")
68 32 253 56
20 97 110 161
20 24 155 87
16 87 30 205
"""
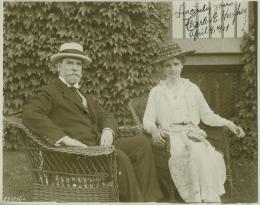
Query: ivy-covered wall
231 18 257 159
3 2 169 123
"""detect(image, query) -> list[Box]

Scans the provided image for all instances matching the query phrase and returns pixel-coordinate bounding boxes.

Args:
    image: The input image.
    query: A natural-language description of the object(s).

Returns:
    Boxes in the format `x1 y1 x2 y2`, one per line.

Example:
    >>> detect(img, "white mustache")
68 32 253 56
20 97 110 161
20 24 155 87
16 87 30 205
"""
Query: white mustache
68 73 81 77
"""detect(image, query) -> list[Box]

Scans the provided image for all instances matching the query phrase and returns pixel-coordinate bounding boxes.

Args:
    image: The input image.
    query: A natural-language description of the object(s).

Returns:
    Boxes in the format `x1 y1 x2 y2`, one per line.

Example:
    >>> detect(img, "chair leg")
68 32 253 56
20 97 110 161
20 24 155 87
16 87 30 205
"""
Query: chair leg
227 176 234 198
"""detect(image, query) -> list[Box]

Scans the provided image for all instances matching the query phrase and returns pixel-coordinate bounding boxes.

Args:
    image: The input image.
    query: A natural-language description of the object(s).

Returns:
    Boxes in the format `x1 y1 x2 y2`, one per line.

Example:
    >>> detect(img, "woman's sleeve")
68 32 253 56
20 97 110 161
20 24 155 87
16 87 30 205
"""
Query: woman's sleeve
195 86 231 127
143 89 157 133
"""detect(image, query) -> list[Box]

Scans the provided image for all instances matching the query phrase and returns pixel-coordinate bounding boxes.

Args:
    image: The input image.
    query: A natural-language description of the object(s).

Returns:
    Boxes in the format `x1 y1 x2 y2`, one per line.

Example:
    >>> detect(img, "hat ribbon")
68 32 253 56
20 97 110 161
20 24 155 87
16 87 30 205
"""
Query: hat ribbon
60 49 84 55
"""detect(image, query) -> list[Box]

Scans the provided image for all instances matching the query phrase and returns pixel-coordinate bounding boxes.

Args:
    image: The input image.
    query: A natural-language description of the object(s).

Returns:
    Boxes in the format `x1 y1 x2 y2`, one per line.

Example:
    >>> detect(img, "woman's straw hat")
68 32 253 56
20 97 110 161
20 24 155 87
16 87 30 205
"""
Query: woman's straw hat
152 42 195 64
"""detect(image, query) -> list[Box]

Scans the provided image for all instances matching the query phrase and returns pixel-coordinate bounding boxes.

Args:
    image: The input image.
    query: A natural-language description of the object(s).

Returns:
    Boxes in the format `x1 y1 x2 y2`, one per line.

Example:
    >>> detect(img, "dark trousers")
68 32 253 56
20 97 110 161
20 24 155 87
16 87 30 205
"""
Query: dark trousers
115 134 163 202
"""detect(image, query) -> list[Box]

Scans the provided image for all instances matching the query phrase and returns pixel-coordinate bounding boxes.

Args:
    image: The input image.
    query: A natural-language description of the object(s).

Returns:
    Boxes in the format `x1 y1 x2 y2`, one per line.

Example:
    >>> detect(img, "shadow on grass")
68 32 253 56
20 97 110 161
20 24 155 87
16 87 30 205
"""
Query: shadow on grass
3 149 258 203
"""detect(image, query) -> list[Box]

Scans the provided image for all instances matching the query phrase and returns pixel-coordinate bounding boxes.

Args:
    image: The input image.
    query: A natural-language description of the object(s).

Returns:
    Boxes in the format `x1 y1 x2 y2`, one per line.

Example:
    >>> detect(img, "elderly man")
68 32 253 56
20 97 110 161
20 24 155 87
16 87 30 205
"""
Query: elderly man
22 42 163 202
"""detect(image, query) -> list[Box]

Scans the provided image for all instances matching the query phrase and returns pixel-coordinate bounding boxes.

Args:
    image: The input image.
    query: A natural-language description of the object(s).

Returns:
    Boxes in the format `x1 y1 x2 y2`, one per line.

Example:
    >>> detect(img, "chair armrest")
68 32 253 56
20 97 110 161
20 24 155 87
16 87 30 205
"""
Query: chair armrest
48 145 115 156
199 123 229 155
116 125 143 138
4 116 115 156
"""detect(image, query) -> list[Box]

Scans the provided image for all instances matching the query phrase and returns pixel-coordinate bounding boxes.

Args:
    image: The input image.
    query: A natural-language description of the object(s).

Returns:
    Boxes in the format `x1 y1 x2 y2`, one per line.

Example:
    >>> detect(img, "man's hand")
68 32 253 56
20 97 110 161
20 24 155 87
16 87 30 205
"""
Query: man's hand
227 122 245 138
61 136 88 147
150 127 166 145
100 129 114 146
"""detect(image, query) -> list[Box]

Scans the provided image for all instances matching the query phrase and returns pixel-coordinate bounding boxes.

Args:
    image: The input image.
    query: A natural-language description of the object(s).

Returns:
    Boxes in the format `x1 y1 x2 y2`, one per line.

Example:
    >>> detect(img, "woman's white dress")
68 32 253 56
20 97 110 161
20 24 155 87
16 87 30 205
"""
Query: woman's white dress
143 79 231 202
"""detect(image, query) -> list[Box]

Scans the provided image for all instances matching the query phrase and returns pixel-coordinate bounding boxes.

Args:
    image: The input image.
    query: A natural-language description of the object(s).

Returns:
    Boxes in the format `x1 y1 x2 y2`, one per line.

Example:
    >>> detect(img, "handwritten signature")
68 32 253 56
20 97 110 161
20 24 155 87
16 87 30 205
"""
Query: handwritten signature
3 195 26 201
175 2 247 41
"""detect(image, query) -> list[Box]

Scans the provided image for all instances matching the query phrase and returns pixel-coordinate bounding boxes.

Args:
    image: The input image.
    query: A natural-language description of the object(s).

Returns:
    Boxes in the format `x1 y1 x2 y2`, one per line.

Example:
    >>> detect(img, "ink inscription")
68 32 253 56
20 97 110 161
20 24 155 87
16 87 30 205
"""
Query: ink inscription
175 2 248 40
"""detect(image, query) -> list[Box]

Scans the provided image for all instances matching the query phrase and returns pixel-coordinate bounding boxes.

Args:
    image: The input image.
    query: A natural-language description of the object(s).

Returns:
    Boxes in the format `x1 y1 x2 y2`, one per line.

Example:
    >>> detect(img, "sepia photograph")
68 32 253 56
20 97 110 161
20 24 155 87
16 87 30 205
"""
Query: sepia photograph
1 0 258 203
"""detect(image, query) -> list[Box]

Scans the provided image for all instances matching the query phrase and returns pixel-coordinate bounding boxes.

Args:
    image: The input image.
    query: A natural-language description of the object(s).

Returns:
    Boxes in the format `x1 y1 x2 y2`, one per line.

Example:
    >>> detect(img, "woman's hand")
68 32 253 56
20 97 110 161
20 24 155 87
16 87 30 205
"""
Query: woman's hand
227 121 245 138
150 127 166 145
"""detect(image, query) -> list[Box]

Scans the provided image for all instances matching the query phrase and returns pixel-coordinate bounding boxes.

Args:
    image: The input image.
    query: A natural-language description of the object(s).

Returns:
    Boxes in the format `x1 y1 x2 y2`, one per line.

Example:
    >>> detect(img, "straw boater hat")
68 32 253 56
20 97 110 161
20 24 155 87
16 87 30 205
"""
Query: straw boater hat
51 42 92 65
151 42 195 64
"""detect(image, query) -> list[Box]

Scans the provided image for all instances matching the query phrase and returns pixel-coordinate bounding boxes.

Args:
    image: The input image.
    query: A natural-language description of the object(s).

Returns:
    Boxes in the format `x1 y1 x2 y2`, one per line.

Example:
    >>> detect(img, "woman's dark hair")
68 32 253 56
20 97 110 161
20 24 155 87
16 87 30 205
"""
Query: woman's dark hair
176 54 186 64
160 55 186 66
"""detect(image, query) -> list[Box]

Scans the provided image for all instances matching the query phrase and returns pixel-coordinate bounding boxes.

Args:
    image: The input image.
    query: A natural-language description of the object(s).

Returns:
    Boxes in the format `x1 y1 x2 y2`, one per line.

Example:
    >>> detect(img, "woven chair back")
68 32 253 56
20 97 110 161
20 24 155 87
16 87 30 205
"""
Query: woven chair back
128 95 149 126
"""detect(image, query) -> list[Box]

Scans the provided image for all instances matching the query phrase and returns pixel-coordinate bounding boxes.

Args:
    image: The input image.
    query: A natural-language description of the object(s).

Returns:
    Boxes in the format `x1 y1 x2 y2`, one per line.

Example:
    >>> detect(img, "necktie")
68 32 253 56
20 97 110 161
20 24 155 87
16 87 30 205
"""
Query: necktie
71 87 88 108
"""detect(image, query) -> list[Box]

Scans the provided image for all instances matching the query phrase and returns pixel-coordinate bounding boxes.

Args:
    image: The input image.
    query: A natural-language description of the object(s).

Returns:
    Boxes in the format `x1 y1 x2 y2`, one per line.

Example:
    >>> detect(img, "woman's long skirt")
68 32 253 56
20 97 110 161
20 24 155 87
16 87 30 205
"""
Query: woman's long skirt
168 129 226 202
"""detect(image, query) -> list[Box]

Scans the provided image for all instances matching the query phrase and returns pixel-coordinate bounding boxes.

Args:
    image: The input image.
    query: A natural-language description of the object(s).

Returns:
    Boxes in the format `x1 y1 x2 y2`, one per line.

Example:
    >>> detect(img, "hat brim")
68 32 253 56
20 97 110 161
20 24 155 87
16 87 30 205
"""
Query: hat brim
51 53 92 65
151 50 196 64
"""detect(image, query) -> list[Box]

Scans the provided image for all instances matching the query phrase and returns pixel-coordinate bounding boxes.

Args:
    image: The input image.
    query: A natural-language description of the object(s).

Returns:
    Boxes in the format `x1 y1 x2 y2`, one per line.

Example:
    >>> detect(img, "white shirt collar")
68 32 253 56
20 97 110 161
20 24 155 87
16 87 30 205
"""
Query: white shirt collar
59 76 80 89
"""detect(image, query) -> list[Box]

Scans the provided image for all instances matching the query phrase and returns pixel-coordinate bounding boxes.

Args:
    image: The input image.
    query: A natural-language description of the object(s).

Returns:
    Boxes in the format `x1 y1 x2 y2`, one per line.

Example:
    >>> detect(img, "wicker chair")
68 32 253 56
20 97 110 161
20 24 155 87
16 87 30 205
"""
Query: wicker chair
4 115 119 202
128 95 234 200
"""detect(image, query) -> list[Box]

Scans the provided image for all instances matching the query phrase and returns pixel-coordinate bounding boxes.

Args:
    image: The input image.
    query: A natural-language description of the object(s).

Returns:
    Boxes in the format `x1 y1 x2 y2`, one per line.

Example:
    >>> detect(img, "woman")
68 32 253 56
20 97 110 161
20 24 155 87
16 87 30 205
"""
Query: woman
143 42 245 202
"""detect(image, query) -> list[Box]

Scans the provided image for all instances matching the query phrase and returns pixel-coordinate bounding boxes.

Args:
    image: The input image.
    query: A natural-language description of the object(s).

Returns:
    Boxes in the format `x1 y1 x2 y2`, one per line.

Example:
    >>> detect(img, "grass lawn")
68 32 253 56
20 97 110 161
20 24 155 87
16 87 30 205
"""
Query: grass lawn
2 149 258 203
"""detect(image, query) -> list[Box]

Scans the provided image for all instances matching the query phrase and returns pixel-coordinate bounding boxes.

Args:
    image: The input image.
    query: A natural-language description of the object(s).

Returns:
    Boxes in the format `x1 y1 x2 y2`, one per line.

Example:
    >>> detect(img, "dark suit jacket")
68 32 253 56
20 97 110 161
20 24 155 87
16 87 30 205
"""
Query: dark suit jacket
22 79 118 146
